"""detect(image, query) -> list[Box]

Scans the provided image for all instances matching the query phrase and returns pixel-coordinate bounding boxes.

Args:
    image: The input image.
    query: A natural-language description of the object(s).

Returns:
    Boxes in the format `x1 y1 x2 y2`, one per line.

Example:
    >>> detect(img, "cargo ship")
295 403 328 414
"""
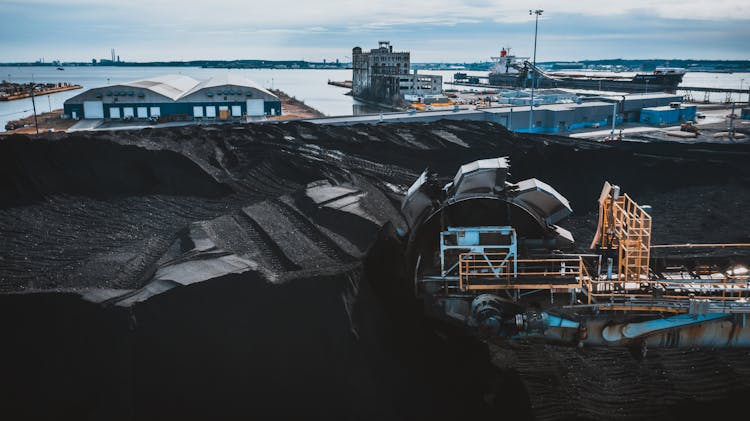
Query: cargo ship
474 48 685 93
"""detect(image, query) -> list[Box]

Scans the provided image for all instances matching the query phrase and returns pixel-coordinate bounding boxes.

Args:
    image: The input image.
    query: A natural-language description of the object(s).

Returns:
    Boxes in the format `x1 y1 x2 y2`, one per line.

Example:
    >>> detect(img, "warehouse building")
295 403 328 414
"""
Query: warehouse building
64 74 281 120
311 92 688 134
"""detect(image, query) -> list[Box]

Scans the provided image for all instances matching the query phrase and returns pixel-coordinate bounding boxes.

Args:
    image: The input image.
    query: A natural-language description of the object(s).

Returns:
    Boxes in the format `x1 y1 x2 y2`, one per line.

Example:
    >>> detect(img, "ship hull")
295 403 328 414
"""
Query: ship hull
489 70 683 93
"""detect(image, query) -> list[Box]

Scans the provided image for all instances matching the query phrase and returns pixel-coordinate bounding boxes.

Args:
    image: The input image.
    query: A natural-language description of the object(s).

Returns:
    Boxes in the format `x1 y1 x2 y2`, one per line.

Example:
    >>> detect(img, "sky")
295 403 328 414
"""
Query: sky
2 0 749 63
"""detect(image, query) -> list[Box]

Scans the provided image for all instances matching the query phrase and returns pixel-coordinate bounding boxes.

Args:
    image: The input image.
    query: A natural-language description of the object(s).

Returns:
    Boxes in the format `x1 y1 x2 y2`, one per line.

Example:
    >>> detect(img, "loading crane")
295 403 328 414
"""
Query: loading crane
402 157 750 354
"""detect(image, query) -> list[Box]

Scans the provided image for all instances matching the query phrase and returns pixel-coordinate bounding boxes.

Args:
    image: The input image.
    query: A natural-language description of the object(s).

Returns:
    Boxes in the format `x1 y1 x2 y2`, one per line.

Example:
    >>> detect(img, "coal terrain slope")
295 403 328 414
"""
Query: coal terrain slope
1 121 750 421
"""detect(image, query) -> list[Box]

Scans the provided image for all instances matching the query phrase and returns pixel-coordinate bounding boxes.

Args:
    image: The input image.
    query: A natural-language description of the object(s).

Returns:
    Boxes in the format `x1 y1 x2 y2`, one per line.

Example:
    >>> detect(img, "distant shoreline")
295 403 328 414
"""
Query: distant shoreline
1 59 749 73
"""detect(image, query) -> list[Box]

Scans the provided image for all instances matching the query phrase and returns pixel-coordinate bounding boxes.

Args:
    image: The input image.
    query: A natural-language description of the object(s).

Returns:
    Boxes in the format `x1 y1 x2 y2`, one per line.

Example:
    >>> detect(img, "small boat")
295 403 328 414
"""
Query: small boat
56 67 64 71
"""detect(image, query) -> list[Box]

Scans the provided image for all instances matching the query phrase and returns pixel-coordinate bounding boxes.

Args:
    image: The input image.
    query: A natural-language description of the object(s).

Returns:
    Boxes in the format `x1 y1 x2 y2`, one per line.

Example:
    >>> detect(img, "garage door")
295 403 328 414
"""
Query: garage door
123 107 135 118
150 107 161 117
83 101 104 119
246 99 264 116
109 107 121 119
137 107 148 118
193 106 203 117
231 105 242 116
205 106 216 118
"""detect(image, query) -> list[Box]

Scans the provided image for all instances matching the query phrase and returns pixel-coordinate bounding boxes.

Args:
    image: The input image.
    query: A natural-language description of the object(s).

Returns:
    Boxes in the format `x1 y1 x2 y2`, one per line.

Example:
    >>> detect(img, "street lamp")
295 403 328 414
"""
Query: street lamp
528 9 543 132
29 82 39 135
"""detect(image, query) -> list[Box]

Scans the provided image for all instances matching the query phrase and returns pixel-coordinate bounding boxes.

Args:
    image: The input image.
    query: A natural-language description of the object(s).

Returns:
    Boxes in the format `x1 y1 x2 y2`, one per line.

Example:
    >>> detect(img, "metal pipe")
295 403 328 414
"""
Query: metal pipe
643 318 750 348
507 312 750 348
601 313 728 342
651 243 750 249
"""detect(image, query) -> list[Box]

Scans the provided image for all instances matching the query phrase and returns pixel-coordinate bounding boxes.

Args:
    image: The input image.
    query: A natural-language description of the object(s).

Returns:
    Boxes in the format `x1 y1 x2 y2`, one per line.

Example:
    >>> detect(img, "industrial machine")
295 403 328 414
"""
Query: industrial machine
402 157 750 354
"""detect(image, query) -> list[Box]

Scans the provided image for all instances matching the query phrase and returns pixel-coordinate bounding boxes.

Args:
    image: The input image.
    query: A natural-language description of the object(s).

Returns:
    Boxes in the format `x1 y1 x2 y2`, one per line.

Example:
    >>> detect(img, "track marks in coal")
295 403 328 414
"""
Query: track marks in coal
234 211 301 273
0 194 251 291
270 198 356 265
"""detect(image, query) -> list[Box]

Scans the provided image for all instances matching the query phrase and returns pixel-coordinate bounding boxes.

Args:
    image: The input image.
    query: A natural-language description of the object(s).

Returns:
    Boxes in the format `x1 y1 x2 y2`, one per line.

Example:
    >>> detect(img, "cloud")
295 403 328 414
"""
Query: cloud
7 0 750 28
1 0 748 61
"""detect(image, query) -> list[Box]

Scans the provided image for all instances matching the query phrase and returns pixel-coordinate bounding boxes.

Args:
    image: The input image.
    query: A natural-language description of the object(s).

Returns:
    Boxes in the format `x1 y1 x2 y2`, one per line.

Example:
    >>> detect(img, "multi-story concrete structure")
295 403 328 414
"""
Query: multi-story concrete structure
64 74 281 121
352 41 442 105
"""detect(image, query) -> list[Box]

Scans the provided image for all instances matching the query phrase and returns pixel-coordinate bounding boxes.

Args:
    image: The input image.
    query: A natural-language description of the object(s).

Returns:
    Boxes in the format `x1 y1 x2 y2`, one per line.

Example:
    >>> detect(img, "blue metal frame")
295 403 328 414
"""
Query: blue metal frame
439 226 518 278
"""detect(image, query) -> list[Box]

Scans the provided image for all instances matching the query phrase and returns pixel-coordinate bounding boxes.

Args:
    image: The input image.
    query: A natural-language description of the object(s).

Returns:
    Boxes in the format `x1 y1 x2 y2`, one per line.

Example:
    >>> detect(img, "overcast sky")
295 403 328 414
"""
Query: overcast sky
3 0 749 63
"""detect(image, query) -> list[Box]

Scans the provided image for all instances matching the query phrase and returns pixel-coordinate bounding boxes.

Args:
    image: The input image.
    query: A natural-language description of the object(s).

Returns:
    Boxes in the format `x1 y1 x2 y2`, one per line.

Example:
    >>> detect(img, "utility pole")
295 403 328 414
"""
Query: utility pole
528 9 543 132
30 83 39 135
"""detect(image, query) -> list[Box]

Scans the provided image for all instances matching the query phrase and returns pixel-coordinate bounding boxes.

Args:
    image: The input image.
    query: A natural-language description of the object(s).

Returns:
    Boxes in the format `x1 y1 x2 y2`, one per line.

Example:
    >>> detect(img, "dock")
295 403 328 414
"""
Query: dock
327 80 352 89
677 86 750 103
0 83 82 101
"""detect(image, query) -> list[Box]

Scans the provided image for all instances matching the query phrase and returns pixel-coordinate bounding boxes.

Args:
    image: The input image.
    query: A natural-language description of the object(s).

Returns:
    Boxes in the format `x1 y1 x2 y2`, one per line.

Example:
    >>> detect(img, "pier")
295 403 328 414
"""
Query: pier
327 80 352 89
677 86 750 103
0 82 82 101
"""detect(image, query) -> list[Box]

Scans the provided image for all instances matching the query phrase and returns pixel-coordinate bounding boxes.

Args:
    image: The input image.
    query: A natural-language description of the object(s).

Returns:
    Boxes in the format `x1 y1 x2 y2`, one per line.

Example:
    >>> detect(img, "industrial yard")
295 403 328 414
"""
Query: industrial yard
0 81 81 101
2 2 750 420
2 120 750 420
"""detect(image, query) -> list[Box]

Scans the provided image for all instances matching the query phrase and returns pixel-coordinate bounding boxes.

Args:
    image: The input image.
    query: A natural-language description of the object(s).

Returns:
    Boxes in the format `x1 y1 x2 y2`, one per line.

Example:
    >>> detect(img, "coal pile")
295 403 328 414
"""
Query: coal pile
1 120 750 420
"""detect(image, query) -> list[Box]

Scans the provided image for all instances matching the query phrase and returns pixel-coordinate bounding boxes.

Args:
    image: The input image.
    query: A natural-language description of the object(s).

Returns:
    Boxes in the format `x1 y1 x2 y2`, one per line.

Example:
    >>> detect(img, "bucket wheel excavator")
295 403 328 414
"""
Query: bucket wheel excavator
402 157 750 353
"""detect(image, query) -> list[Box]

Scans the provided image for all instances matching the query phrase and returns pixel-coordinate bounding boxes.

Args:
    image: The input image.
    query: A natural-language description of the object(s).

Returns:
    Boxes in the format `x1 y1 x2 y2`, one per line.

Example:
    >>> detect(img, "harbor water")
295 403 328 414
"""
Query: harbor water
1 66 748 132
0 67 383 132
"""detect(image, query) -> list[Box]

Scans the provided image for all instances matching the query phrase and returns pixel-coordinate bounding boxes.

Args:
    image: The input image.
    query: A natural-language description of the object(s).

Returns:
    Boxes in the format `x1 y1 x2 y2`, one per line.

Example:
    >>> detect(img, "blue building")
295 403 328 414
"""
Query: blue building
639 104 697 125
63 74 281 121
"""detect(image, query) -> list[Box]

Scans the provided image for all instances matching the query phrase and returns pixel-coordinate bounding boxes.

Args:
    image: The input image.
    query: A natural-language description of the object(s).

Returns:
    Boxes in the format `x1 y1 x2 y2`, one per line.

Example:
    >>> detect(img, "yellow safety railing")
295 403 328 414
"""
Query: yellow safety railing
587 183 750 307
458 253 586 291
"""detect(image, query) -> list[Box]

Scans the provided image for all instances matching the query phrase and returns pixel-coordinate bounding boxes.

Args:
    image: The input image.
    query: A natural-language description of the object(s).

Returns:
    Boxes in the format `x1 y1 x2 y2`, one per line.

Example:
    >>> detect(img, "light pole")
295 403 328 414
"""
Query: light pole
528 9 543 132
741 79 745 103
30 82 39 135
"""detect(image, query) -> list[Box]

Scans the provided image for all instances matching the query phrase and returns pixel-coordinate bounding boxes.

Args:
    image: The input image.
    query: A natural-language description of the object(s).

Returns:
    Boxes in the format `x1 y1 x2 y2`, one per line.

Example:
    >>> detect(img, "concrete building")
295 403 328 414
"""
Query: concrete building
595 92 684 123
64 74 281 120
352 41 442 104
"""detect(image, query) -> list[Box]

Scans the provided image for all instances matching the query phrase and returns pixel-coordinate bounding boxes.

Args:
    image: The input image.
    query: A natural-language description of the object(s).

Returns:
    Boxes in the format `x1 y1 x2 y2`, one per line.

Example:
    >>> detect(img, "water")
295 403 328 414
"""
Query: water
0 66 380 131
1 66 748 132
